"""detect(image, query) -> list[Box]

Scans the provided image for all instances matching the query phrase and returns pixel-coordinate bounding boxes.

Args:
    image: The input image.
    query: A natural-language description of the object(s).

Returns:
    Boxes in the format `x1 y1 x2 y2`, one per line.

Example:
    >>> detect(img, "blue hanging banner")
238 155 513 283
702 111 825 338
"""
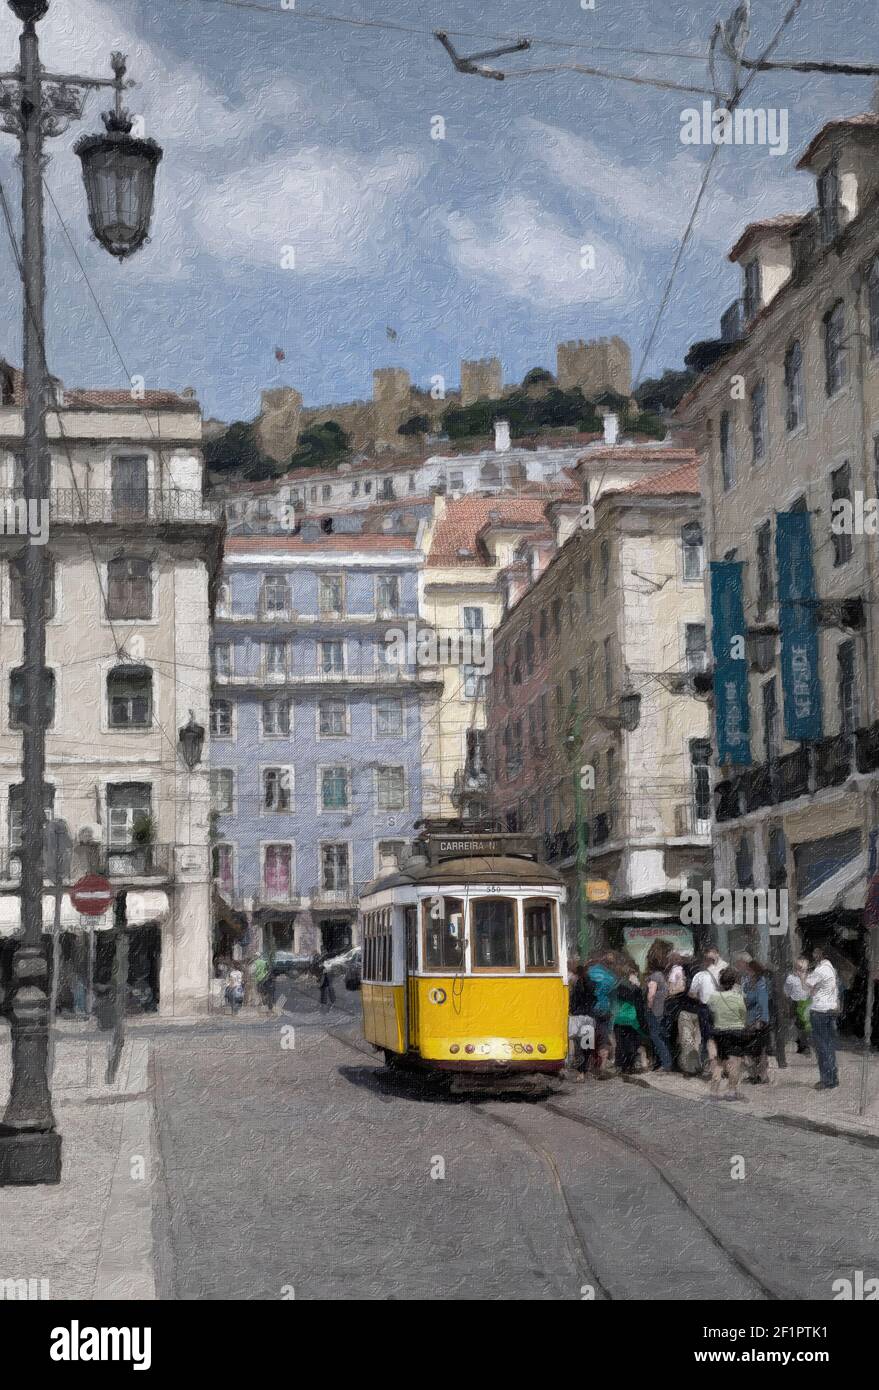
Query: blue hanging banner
775 511 823 743
710 561 751 765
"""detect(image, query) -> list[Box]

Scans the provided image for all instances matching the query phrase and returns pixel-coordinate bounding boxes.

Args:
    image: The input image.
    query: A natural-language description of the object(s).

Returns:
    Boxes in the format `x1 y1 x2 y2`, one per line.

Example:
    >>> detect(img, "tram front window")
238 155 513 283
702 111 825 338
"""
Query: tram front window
423 896 464 969
524 898 557 969
472 898 518 970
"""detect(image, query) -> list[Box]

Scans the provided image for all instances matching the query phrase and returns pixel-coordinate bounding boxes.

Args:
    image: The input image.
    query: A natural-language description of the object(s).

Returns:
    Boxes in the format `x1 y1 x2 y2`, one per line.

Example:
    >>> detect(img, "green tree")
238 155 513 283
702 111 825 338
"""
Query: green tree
288 420 350 471
203 421 274 478
634 368 696 414
398 413 431 436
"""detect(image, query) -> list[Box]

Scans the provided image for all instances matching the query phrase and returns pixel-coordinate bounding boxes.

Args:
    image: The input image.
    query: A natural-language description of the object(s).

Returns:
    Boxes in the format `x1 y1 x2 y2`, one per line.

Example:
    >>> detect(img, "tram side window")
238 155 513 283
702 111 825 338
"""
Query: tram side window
524 898 557 969
423 897 464 969
472 898 518 970
405 905 418 971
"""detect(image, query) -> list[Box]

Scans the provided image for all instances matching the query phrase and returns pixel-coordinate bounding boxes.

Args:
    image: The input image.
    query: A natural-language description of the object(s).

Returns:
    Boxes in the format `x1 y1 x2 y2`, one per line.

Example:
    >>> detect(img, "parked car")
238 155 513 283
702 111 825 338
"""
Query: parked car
270 952 313 978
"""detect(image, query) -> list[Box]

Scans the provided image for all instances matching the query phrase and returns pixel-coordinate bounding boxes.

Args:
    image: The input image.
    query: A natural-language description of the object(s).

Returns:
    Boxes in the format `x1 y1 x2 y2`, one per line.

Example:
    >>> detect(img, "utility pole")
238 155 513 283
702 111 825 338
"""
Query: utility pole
0 1 59 1186
0 0 162 1186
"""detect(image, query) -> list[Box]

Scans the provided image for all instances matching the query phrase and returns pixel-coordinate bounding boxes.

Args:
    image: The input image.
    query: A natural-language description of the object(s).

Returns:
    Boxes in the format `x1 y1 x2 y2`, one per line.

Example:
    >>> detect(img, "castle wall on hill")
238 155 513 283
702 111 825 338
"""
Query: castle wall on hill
556 336 632 398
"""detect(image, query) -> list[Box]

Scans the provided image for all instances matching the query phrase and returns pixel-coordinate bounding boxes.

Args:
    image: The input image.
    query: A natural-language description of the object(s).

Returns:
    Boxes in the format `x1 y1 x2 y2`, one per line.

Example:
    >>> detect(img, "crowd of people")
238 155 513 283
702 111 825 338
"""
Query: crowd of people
567 941 842 1101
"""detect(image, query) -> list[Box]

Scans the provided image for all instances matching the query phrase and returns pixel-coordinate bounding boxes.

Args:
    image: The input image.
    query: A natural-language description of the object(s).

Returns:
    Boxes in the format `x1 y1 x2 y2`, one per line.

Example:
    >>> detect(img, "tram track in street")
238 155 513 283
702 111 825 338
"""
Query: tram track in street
322 1011 778 1300
540 1098 784 1300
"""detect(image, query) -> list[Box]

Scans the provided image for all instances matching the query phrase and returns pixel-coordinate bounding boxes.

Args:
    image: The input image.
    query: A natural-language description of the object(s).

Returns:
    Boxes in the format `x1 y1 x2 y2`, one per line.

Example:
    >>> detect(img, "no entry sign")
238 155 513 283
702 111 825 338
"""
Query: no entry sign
70 874 114 918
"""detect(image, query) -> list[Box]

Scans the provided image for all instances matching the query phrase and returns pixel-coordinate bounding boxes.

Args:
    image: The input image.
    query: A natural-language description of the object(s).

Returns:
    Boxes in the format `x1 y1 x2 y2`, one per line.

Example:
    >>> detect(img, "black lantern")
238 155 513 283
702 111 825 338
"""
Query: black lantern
618 687 642 733
178 710 205 770
75 109 162 261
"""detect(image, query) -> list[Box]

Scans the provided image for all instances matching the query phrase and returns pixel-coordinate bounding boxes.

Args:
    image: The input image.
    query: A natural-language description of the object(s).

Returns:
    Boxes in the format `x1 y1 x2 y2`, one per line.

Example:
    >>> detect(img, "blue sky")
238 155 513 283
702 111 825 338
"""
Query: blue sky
0 0 874 420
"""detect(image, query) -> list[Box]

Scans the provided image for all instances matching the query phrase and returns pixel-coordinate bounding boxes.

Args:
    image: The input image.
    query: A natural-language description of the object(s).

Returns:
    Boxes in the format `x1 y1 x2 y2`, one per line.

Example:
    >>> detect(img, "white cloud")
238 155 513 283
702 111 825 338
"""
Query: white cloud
195 148 422 273
522 117 809 251
444 195 632 308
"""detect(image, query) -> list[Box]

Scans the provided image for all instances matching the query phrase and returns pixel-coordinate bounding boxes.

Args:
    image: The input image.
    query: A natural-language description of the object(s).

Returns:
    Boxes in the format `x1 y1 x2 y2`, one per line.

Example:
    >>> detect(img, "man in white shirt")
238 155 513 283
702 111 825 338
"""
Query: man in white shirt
704 946 728 986
805 948 839 1090
689 953 719 1070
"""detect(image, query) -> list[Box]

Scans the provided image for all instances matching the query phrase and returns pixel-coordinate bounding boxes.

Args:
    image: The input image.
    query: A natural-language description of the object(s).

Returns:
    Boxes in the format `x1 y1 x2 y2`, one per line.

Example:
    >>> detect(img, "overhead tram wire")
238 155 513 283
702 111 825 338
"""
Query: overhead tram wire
179 0 714 65
579 0 809 517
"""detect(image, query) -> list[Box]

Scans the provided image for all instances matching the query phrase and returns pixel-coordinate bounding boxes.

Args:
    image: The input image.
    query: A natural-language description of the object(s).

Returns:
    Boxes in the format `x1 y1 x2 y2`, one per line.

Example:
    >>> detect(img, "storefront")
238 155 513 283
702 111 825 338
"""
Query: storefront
0 889 168 1018
797 843 877 1042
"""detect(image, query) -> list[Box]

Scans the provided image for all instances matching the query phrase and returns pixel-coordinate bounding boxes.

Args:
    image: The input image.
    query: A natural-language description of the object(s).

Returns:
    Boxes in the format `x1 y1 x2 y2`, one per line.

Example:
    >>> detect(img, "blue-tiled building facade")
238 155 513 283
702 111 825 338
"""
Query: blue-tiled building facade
210 529 439 958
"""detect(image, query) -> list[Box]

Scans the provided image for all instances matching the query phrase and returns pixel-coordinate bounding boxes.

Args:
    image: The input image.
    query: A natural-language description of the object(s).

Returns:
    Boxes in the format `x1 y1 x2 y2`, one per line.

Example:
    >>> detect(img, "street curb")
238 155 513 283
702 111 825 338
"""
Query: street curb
623 1071 879 1150
92 1042 158 1300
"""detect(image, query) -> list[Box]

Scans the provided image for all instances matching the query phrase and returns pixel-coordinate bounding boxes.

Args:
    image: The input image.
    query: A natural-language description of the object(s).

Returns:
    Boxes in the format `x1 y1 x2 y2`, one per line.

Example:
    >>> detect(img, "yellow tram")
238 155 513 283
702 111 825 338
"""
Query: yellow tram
359 829 568 1086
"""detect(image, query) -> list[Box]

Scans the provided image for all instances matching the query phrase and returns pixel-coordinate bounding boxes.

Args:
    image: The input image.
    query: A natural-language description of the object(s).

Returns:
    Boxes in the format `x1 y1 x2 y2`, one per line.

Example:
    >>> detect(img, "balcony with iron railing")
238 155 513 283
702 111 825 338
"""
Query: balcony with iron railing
0 488 220 529
0 841 174 883
309 882 366 909
213 665 439 689
215 604 410 627
714 730 868 824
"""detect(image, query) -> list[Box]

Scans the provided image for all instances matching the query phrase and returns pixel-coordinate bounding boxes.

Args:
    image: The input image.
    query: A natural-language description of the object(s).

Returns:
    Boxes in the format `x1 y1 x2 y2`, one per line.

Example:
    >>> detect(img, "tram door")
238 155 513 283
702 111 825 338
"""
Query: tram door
405 905 418 1048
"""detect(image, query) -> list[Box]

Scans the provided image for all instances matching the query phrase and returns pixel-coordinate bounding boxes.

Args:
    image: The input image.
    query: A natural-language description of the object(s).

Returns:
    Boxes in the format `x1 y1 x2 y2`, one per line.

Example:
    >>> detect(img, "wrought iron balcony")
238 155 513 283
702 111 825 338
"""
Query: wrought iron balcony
0 487 219 528
815 732 853 789
0 841 174 882
309 882 365 909
100 842 174 880
857 722 879 774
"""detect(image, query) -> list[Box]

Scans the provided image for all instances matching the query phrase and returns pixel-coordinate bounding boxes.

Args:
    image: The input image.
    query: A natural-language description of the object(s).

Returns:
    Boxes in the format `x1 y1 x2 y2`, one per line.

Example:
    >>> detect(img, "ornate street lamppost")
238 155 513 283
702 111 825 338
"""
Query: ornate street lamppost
0 0 162 1186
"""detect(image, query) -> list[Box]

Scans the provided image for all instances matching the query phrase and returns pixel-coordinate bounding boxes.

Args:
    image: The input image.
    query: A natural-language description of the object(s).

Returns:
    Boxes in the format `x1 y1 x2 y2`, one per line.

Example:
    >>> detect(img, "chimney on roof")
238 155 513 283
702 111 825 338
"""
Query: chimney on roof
494 419 511 453
602 412 619 447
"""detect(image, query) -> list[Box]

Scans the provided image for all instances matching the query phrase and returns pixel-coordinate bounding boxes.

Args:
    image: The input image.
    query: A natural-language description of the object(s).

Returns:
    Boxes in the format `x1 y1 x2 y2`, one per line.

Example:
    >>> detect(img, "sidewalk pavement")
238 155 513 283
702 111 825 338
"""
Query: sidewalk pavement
0 1030 159 1300
628 1044 879 1147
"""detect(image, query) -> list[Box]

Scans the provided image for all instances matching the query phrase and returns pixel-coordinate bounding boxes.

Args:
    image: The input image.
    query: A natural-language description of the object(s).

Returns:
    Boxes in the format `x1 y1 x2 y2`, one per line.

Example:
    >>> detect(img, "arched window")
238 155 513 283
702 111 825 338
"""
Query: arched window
107 555 152 620
719 410 736 490
784 341 805 432
823 300 848 396
107 666 152 728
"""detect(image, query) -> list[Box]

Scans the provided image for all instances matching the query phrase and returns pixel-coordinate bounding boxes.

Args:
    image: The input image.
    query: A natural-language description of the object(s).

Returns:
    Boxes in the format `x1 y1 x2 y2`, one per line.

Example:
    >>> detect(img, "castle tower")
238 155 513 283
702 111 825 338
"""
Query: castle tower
256 386 303 464
460 356 503 407
372 367 412 445
556 337 632 398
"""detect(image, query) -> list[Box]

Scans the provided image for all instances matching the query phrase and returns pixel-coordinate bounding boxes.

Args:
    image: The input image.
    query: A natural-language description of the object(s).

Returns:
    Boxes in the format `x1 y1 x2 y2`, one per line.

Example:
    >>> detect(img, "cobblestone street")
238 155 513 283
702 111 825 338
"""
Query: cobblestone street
147 986 879 1301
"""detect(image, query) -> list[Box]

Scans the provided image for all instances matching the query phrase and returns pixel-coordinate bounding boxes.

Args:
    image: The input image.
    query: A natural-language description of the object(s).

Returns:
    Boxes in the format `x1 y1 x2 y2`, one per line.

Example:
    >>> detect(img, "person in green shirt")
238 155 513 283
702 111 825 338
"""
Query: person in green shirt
250 953 274 1013
707 967 749 1102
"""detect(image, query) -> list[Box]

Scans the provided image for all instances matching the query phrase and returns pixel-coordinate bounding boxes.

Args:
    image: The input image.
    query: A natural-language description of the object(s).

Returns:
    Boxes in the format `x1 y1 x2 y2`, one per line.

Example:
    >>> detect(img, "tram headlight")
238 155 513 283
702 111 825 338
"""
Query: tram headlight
449 1044 460 1054
537 1044 547 1054
465 1044 475 1054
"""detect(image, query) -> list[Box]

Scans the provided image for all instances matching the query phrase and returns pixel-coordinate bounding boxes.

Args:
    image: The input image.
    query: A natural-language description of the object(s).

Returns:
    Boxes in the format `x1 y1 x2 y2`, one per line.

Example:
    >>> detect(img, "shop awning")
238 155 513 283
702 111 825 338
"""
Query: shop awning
798 852 867 917
0 893 114 938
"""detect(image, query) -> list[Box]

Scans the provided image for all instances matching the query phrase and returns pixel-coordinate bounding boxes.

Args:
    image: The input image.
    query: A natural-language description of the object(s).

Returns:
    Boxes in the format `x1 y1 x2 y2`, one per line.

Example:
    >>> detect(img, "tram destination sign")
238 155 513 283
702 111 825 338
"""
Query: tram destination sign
427 834 541 864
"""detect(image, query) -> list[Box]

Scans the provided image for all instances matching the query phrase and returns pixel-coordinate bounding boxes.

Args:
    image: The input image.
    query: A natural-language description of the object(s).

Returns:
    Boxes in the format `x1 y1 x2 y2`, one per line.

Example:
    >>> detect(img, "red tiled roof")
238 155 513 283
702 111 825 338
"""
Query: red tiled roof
576 445 695 466
427 497 553 566
728 214 806 263
63 388 199 409
224 533 416 554
0 362 198 411
797 113 879 169
619 458 700 496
